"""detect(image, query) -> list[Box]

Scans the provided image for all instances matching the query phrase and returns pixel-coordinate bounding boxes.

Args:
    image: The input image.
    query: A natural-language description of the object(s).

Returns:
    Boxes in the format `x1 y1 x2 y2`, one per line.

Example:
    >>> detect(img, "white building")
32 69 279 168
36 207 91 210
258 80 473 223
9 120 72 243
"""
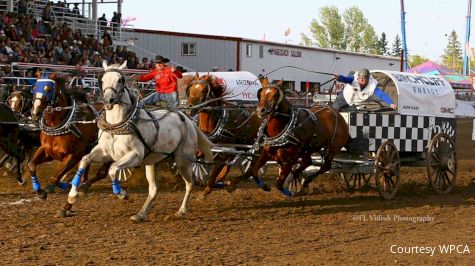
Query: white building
130 29 400 92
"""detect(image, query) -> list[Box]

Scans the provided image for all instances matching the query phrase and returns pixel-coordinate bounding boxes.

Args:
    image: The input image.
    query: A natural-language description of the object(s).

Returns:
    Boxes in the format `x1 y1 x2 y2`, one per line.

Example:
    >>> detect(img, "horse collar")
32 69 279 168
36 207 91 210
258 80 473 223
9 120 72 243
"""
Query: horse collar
261 109 300 147
41 98 81 137
207 109 231 141
97 96 140 135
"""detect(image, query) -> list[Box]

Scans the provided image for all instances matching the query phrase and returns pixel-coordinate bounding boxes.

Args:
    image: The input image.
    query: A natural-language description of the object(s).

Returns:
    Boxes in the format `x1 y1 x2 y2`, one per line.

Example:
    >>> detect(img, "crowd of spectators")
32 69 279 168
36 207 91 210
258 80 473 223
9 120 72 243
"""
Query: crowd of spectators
0 3 156 81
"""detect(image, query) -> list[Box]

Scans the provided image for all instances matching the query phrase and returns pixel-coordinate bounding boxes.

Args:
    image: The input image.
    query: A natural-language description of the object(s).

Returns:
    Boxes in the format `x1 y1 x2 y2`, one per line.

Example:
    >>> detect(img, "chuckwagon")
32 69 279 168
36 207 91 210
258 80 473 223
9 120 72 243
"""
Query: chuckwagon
301 70 457 199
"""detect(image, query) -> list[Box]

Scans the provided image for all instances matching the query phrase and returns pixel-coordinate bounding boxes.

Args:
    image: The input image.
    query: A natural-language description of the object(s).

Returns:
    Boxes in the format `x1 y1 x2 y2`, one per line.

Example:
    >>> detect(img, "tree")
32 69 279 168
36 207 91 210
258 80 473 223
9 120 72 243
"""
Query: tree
408 54 428 68
343 6 377 53
441 30 462 72
308 6 345 50
391 34 402 57
302 5 380 54
377 32 389 55
299 33 313 47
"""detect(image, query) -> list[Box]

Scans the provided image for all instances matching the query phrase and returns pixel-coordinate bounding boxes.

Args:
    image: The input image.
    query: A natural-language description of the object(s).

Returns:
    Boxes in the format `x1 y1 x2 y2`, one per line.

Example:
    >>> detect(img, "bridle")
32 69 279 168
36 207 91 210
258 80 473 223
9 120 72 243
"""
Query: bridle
101 68 130 105
186 79 212 104
257 83 285 117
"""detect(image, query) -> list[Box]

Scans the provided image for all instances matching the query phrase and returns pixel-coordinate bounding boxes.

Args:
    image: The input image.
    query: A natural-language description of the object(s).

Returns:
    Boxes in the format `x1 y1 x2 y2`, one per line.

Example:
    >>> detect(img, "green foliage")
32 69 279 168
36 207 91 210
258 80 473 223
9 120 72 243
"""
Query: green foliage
408 54 429 68
303 6 380 54
391 35 402 57
377 32 389 55
299 33 313 47
441 30 463 72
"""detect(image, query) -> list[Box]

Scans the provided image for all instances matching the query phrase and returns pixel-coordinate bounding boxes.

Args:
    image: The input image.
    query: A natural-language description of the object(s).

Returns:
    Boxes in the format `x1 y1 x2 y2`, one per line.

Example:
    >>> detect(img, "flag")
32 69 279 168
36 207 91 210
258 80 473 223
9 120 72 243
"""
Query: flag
262 33 266 41
284 28 291 37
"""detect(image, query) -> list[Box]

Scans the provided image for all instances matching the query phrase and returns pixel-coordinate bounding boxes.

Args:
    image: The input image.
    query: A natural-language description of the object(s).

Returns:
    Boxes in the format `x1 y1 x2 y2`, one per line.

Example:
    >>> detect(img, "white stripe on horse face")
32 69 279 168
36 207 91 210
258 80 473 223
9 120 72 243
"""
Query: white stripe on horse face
265 88 273 96
9 97 18 109
32 92 44 116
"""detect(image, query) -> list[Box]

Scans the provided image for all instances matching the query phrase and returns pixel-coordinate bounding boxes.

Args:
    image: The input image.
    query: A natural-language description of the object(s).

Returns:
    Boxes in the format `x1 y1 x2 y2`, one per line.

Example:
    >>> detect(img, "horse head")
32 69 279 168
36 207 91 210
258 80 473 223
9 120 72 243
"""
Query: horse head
101 60 129 110
256 77 285 118
7 85 31 115
186 72 226 108
31 73 58 121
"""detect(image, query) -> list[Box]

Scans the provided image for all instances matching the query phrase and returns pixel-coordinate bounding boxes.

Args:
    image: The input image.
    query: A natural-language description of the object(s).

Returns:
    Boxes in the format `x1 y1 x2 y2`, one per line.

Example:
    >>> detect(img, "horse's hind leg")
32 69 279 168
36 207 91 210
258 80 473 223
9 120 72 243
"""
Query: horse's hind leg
302 152 335 188
80 161 112 194
45 154 80 193
201 162 226 199
131 164 157 222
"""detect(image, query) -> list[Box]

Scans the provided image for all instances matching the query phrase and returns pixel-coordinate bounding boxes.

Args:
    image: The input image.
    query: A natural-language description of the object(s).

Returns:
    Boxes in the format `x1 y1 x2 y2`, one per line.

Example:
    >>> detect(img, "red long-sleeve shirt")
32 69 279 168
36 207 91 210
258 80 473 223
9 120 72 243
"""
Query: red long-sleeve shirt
137 66 182 94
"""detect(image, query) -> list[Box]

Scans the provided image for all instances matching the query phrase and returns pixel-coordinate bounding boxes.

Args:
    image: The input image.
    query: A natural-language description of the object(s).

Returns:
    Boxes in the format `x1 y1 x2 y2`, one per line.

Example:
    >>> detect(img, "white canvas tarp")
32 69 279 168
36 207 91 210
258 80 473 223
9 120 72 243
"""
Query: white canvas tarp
372 70 455 118
181 71 261 102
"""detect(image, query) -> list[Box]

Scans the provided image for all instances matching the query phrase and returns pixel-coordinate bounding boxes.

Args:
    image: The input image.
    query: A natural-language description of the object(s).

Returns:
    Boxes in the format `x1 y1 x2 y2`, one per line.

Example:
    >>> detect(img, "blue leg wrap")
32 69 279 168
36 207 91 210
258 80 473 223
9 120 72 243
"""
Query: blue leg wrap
57 182 70 190
280 188 293 197
31 175 41 192
254 178 265 188
112 179 122 194
71 168 85 188
212 181 226 189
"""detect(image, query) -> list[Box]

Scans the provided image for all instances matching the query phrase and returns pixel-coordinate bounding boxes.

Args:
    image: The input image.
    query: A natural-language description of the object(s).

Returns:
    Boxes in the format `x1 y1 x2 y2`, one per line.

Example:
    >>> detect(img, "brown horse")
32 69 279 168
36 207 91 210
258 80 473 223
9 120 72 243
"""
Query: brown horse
28 74 110 199
7 85 33 117
186 73 270 198
228 78 350 196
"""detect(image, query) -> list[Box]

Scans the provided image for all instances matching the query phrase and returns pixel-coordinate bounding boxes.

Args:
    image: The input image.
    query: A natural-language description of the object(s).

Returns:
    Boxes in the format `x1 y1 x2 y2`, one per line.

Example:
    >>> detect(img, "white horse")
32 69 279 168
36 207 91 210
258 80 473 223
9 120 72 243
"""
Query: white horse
62 61 214 222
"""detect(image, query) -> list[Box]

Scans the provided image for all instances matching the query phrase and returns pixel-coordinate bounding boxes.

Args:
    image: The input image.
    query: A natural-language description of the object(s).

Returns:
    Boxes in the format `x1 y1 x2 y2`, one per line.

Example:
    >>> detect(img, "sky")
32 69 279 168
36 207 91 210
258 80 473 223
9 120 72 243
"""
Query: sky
96 0 471 62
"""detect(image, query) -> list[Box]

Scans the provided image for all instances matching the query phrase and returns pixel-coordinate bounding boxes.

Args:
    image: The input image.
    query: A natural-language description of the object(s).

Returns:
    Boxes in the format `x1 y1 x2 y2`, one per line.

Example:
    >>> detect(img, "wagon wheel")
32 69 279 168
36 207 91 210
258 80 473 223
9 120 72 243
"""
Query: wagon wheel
374 141 400 200
426 133 457 194
192 156 211 186
341 173 372 192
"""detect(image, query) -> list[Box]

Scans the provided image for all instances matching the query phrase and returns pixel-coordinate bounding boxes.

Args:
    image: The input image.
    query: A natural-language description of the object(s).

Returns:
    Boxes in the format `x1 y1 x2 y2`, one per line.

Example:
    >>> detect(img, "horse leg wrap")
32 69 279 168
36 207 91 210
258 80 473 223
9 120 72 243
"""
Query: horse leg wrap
71 168 85 188
112 179 122 194
57 182 70 190
280 188 293 197
212 181 226 189
254 177 265 188
31 176 41 192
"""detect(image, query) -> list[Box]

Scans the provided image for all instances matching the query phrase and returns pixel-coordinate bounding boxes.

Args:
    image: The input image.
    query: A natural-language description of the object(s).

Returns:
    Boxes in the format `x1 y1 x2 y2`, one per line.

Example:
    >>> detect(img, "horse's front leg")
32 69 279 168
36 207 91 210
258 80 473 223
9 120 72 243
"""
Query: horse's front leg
79 161 113 194
108 150 143 200
276 161 295 196
65 146 111 207
227 151 270 192
27 147 52 200
44 154 80 193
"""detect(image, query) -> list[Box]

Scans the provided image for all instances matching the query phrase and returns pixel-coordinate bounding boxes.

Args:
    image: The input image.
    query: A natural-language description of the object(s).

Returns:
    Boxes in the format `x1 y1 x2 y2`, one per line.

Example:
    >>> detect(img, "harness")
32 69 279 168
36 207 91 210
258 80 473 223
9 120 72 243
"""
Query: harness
98 72 161 154
40 98 82 137
260 108 317 147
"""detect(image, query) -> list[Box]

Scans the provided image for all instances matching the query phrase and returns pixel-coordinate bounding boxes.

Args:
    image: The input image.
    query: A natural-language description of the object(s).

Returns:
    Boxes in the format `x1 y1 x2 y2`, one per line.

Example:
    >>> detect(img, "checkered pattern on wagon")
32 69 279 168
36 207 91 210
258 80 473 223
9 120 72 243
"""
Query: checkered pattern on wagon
344 113 432 152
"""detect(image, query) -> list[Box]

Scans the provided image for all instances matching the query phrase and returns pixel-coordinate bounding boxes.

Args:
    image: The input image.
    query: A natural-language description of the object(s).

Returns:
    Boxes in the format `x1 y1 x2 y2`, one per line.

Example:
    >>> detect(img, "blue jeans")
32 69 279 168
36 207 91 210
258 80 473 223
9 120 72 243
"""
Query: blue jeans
142 92 177 107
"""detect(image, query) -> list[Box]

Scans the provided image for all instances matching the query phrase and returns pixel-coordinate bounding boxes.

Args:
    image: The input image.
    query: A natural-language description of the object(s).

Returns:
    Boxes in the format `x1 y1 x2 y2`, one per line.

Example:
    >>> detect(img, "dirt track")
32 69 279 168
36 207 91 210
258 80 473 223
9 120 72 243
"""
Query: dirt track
0 119 474 265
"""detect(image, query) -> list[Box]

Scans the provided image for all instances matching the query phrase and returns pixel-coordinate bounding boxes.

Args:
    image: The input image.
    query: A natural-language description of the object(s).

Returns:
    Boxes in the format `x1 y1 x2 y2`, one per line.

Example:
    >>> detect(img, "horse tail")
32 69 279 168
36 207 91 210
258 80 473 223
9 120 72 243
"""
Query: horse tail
193 123 214 163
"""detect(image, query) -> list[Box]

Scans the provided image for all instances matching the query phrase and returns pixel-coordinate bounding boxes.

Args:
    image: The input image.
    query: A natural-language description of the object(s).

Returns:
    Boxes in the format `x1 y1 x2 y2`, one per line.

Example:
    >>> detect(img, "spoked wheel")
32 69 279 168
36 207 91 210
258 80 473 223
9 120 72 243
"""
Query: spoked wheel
341 173 372 192
426 133 457 194
192 157 211 186
374 141 400 200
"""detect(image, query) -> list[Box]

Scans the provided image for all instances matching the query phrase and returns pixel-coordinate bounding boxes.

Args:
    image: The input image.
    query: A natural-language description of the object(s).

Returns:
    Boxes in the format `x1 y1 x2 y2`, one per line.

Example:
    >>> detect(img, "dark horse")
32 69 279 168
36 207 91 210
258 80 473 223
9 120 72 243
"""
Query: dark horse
0 103 39 185
186 73 270 198
28 74 111 199
228 78 350 196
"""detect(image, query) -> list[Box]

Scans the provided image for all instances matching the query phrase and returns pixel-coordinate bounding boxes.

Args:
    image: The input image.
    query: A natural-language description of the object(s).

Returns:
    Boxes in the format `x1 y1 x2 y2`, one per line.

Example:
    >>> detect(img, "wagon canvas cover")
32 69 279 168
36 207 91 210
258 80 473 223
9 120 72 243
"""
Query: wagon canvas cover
372 70 455 118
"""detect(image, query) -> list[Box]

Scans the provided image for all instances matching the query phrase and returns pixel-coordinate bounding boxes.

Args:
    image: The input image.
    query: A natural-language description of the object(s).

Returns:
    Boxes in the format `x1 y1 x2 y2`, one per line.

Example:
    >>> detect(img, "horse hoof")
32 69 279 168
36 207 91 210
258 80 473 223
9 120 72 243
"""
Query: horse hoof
262 183 272 192
198 193 207 201
45 184 56 194
17 178 26 186
78 184 90 195
67 195 78 204
130 215 144 222
226 182 237 193
55 209 67 218
36 190 47 200
293 186 310 197
174 211 185 218
117 191 128 200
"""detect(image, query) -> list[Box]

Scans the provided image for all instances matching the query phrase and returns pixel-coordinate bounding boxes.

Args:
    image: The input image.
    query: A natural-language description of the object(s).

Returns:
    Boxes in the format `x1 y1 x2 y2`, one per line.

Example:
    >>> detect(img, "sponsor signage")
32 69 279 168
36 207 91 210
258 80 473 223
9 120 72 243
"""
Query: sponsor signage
269 48 302 57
